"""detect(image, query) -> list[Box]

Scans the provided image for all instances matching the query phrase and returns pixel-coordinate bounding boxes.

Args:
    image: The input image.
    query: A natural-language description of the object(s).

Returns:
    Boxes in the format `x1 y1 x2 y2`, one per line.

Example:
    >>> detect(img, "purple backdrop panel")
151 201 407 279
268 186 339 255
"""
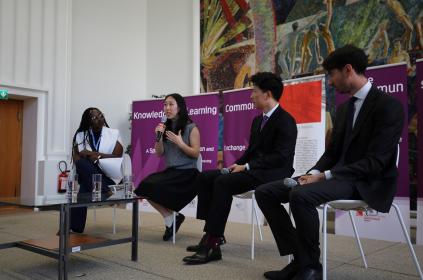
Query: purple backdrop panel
417 60 423 198
335 64 409 197
223 88 261 167
185 94 219 171
131 99 166 188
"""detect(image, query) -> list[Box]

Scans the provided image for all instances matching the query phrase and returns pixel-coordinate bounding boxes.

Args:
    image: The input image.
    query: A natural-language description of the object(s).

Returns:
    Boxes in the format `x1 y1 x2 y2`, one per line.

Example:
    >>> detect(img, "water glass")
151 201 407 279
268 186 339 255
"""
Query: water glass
71 174 80 201
123 175 134 197
92 174 102 200
67 174 79 201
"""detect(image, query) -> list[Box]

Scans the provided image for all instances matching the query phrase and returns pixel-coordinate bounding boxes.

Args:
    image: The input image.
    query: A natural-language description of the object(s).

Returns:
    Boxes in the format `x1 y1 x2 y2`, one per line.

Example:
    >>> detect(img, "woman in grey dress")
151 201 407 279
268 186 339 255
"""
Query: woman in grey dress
134 93 201 241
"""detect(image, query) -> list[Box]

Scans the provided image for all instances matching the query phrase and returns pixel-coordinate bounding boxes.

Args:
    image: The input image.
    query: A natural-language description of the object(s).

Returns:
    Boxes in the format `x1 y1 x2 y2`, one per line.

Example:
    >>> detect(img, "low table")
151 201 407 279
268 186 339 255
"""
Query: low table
0 193 140 280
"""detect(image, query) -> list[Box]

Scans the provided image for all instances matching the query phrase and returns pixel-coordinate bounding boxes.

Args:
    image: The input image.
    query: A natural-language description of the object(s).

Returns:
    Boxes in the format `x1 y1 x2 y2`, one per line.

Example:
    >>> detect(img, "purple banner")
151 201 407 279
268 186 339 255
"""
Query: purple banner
223 88 261 167
417 60 423 198
335 64 409 197
131 95 219 188
131 99 166 188
185 94 219 171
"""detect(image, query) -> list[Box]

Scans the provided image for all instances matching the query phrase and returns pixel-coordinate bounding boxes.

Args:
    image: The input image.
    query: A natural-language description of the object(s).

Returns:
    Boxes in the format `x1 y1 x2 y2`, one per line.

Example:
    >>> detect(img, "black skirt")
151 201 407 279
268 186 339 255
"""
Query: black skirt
134 168 199 212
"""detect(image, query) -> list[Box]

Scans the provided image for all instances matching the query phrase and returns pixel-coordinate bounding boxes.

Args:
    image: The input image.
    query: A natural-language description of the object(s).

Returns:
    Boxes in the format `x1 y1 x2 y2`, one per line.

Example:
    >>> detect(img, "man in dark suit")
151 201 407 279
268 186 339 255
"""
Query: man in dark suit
255 45 404 280
182 72 298 264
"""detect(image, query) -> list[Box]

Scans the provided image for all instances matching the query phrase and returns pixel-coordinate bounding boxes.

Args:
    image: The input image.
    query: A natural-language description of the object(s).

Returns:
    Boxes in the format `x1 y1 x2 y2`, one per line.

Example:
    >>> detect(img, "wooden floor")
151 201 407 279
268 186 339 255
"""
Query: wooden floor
0 208 422 280
0 206 31 216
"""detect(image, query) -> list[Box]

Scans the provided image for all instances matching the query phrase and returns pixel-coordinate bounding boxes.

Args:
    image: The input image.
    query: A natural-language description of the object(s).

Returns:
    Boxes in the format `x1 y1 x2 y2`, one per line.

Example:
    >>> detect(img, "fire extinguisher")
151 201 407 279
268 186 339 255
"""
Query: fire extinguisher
57 161 70 193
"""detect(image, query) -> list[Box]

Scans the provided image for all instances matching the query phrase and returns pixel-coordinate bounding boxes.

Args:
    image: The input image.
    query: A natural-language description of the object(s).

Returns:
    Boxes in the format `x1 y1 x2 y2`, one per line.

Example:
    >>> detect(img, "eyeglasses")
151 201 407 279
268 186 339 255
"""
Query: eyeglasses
91 113 104 121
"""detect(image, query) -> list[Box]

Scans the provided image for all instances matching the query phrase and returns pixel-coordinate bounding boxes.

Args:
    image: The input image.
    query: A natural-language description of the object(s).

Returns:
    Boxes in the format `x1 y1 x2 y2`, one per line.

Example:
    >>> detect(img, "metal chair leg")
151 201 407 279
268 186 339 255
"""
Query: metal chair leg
323 203 328 280
288 205 292 264
392 203 423 279
172 212 176 244
251 196 255 260
138 203 141 230
113 205 117 234
348 210 367 268
252 194 263 241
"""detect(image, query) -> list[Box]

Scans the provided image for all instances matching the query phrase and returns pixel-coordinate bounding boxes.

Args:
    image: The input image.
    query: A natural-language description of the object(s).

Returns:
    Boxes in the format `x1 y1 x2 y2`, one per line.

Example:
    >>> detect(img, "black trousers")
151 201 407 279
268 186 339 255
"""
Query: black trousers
71 158 114 233
196 170 262 237
255 178 361 269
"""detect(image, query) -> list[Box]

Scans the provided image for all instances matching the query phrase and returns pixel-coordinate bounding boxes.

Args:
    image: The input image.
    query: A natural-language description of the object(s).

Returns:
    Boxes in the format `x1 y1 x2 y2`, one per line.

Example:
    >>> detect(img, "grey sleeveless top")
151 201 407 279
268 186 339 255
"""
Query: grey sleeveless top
163 122 198 169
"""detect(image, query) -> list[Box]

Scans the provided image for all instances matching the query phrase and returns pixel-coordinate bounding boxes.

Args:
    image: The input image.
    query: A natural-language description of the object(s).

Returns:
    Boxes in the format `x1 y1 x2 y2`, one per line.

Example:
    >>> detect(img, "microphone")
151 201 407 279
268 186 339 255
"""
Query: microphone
156 116 167 142
283 177 299 188
221 168 231 174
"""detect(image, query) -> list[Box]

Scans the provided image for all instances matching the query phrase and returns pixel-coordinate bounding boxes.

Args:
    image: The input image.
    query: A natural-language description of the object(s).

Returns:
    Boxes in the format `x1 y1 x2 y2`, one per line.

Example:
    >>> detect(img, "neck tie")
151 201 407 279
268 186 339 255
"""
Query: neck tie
347 96 358 131
260 115 269 131
337 96 358 166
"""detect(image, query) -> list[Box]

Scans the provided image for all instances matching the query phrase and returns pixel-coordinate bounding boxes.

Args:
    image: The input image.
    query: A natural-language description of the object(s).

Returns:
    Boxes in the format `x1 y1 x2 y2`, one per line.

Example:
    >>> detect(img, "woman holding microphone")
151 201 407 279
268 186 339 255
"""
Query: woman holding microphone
135 93 201 241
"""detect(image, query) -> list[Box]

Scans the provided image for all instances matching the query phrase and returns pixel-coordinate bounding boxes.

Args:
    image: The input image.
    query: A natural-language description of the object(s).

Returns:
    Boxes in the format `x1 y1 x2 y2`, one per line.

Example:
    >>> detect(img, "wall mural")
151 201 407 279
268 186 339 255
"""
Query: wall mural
200 0 423 209
200 0 422 92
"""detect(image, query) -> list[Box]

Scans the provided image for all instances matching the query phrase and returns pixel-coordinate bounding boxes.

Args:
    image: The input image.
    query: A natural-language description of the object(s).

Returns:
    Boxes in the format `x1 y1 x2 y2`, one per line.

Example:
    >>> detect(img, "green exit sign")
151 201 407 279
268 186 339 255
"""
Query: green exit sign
0 89 8 100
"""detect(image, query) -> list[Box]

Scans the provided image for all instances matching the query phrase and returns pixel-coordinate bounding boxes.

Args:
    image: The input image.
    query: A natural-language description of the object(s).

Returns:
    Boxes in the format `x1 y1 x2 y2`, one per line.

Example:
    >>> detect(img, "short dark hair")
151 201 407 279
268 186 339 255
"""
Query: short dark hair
322 45 368 75
250 72 283 100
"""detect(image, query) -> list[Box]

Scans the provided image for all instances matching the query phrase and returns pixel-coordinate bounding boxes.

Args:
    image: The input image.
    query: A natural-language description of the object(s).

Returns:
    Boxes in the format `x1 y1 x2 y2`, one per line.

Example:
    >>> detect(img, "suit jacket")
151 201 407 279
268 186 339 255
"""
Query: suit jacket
236 106 297 183
312 87 404 212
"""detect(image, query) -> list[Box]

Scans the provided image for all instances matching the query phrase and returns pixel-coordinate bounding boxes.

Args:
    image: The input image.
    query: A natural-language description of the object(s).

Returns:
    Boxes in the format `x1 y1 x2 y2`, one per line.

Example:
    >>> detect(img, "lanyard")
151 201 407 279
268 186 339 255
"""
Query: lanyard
89 129 102 151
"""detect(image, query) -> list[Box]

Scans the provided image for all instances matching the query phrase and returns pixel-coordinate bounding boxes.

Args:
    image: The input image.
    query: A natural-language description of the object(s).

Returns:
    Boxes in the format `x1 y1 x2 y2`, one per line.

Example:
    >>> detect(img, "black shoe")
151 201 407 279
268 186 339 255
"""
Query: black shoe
264 261 300 280
163 213 185 241
292 267 322 280
182 245 222 264
186 235 226 252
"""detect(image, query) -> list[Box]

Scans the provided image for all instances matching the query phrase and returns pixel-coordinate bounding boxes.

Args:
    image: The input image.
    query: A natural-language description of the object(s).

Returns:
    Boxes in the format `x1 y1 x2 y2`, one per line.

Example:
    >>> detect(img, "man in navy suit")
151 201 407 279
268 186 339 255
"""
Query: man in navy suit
183 72 298 264
256 45 404 280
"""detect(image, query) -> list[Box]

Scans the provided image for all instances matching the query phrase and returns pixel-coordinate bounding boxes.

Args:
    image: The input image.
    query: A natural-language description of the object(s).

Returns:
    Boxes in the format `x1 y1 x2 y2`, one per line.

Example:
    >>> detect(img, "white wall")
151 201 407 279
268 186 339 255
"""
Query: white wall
71 0 197 148
0 0 67 151
0 0 71 199
71 0 148 146
0 0 197 200
145 0 196 96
